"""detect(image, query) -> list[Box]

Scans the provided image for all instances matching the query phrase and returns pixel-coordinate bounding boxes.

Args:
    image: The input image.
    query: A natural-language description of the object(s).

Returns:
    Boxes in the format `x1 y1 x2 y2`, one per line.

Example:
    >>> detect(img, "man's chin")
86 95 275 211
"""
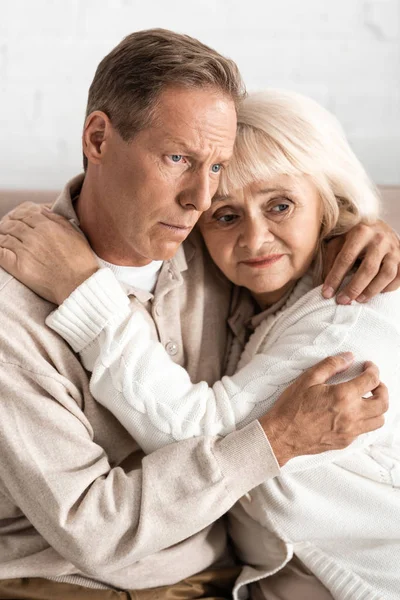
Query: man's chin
151 242 183 262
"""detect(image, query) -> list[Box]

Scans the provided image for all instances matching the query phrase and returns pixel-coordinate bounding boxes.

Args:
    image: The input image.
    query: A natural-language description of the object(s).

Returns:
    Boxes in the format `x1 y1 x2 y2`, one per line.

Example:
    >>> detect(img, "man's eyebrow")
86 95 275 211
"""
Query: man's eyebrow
164 139 231 163
164 138 199 155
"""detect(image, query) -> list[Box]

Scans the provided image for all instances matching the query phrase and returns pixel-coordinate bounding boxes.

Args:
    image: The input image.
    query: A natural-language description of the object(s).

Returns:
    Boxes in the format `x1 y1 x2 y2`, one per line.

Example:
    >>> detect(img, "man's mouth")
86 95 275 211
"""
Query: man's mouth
159 222 194 236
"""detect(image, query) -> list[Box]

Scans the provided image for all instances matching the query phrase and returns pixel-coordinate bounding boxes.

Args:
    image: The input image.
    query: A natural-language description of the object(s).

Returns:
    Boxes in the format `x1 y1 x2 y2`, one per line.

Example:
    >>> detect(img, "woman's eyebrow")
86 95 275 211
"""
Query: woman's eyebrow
257 186 292 195
211 194 231 204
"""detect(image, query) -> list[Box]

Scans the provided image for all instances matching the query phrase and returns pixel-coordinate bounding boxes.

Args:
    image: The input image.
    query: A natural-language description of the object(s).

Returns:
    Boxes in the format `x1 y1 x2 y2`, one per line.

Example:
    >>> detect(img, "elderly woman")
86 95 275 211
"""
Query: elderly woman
1 90 399 599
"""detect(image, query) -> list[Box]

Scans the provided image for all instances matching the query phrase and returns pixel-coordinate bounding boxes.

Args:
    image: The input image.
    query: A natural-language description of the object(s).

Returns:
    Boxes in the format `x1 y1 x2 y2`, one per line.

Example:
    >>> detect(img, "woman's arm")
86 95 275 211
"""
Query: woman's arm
47 268 396 465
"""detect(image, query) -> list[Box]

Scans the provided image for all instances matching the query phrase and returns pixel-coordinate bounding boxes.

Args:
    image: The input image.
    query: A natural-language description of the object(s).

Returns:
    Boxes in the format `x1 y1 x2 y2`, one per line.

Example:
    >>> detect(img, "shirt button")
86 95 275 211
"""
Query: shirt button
165 341 178 356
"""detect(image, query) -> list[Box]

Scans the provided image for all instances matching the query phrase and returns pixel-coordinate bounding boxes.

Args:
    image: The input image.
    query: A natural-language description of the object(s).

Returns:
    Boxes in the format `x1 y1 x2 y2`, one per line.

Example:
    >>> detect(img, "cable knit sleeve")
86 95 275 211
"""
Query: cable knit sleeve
46 268 400 459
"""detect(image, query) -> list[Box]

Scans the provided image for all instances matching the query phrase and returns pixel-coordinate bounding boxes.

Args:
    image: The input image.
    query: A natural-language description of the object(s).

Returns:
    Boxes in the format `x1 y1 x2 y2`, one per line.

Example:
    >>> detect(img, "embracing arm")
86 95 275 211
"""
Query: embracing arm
48 268 390 467
322 220 400 302
0 204 392 468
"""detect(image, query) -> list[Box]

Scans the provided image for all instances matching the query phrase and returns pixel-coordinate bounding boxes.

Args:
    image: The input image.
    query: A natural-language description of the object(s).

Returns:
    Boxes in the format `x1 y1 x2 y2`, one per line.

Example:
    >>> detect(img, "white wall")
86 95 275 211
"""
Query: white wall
1 0 399 189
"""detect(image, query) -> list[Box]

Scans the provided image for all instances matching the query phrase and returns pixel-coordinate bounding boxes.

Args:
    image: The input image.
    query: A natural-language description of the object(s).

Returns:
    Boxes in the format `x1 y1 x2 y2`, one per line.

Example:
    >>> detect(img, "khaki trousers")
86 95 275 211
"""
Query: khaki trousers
251 556 334 600
0 567 241 600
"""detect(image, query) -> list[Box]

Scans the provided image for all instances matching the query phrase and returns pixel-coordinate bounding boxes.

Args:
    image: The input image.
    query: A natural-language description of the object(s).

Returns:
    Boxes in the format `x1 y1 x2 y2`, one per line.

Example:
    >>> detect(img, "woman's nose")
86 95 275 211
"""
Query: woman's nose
238 218 275 251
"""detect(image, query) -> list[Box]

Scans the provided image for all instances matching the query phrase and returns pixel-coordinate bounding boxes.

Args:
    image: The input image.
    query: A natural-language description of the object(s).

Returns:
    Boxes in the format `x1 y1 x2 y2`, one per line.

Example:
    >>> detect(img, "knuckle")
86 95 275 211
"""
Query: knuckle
381 261 398 278
337 252 356 268
372 231 385 246
357 223 370 237
344 283 363 297
367 374 380 390
334 387 348 403
361 260 379 277
324 356 341 371
384 270 400 292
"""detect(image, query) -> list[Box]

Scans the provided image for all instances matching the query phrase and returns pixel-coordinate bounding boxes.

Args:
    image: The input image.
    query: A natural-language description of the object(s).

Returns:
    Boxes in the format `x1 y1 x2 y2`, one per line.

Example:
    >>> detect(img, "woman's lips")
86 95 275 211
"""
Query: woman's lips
240 254 284 268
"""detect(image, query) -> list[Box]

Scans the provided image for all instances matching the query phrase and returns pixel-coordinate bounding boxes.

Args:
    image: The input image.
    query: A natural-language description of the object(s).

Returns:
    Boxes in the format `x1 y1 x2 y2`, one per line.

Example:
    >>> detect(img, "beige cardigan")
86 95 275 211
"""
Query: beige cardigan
0 176 278 589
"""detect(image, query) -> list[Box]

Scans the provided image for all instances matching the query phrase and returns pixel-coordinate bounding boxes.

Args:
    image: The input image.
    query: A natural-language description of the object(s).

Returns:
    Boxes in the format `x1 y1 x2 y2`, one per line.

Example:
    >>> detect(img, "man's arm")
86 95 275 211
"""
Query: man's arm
0 358 277 576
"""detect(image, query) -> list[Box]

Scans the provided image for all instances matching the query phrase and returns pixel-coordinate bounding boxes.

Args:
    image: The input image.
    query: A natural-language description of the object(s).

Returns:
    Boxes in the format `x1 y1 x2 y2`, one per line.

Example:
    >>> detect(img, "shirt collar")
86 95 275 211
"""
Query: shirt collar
51 173 84 226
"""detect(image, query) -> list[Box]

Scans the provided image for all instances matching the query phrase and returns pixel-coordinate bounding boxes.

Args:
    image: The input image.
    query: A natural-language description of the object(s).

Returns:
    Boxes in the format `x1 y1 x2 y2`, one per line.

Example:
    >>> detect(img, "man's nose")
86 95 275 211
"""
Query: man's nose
238 218 274 251
179 171 212 213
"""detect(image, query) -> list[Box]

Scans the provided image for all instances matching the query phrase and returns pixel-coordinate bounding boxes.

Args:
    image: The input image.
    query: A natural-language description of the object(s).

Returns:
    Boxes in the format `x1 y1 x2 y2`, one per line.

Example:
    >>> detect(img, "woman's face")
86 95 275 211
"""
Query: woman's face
199 174 323 308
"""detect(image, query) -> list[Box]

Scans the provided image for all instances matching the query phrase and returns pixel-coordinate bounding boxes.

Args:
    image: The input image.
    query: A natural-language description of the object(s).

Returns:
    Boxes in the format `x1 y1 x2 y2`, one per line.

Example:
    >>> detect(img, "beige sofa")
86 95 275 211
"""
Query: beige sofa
0 186 399 230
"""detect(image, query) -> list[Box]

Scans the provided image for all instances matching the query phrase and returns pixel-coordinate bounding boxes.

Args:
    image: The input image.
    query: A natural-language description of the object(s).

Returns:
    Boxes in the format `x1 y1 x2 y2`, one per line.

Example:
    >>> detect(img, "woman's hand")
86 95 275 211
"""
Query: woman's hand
0 202 99 304
322 220 400 304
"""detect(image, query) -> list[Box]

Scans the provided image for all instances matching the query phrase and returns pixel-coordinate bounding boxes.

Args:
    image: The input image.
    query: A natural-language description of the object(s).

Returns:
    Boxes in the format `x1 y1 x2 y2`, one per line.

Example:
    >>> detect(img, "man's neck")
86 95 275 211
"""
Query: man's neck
75 176 151 267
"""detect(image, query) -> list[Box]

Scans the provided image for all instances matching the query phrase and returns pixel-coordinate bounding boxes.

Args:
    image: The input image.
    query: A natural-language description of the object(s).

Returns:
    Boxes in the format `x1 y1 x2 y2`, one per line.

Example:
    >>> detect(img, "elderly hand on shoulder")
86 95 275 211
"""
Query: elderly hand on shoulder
0 202 99 304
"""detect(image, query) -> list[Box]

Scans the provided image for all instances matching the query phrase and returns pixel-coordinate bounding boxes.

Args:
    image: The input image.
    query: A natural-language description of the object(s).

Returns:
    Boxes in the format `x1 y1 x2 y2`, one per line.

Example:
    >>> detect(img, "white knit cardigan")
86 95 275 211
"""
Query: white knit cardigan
48 268 400 600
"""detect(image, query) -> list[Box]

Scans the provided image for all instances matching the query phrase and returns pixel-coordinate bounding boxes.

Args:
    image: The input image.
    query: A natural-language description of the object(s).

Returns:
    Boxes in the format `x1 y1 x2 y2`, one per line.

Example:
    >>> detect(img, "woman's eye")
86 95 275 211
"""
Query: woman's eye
271 203 290 213
216 214 238 224
211 164 222 174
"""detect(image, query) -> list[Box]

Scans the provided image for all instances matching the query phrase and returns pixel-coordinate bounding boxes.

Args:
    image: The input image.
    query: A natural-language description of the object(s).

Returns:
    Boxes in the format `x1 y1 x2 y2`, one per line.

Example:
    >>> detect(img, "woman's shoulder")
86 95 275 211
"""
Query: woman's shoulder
259 274 400 350
304 280 400 325
288 271 400 321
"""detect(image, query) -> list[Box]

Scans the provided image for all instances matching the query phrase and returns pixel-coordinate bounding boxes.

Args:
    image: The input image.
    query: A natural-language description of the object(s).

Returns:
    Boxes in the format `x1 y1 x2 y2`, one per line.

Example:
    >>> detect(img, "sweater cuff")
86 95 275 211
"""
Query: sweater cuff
46 268 130 353
214 420 280 498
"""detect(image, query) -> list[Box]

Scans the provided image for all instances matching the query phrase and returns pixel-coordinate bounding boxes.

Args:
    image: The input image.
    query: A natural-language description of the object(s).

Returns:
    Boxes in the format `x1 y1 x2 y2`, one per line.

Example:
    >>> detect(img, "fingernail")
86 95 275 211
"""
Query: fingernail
337 293 351 305
338 352 354 364
322 285 334 299
357 294 367 303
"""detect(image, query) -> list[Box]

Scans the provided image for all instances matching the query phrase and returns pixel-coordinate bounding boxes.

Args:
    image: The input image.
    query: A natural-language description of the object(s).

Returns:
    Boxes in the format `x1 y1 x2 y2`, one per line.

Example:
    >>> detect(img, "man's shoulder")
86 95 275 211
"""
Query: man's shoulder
0 267 66 366
0 267 53 318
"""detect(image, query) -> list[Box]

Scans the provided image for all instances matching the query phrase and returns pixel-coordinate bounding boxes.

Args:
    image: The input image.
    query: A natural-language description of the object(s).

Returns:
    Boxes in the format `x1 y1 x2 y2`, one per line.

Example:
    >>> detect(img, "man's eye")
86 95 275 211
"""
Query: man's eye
211 164 222 174
170 155 184 163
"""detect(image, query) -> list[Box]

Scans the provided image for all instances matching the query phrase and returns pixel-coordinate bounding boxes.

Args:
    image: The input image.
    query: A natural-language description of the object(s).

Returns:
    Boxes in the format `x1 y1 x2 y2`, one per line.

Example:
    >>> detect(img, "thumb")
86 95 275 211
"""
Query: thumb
305 352 354 386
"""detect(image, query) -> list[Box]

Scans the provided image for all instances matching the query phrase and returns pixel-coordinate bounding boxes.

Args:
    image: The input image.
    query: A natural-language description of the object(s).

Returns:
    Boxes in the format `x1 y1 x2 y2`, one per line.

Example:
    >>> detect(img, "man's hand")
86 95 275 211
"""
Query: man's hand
0 202 99 304
322 220 400 304
259 353 387 467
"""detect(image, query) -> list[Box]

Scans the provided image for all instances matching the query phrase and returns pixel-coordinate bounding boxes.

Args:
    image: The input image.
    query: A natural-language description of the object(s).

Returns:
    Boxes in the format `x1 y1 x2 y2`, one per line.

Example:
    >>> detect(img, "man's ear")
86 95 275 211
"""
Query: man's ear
82 111 112 166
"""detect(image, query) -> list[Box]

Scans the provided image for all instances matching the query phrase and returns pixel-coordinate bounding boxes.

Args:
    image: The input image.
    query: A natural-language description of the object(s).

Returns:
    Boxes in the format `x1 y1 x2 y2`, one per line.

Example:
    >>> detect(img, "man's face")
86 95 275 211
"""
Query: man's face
92 86 237 266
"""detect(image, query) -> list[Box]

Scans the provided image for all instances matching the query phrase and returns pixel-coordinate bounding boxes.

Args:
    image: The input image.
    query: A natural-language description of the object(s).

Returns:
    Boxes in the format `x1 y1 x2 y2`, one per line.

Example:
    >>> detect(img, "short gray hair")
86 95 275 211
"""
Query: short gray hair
83 28 246 169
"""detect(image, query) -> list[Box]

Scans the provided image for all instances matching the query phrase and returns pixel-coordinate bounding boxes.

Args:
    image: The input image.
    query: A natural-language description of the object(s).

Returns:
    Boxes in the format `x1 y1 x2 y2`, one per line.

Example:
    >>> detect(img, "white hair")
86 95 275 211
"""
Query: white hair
219 89 381 242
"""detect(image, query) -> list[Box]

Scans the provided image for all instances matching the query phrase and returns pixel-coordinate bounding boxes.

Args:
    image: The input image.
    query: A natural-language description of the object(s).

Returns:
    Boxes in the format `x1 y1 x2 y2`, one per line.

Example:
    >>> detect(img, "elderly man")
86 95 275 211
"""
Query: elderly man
0 29 397 600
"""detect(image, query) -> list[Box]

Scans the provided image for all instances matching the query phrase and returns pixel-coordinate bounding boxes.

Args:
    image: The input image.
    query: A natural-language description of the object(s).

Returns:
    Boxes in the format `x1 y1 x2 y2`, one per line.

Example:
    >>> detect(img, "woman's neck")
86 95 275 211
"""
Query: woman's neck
252 280 296 311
